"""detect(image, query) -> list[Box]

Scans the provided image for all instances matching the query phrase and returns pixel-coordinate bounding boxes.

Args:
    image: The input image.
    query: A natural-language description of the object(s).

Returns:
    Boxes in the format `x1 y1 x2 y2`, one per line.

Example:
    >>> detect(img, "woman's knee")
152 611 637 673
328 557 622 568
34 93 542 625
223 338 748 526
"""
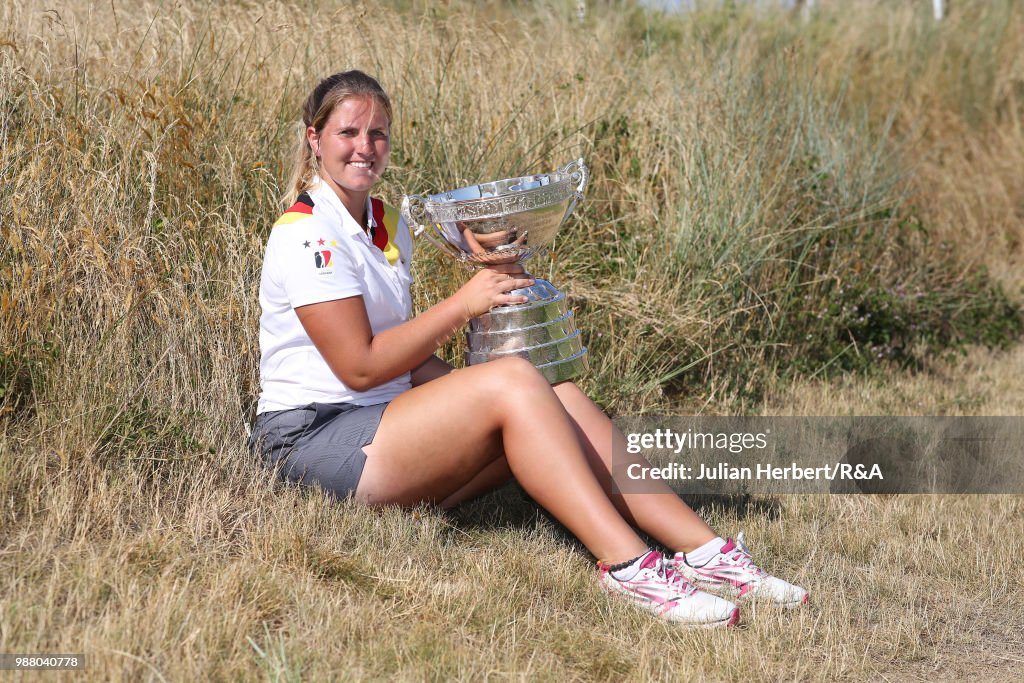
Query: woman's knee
489 356 551 390
470 357 553 412
492 355 542 376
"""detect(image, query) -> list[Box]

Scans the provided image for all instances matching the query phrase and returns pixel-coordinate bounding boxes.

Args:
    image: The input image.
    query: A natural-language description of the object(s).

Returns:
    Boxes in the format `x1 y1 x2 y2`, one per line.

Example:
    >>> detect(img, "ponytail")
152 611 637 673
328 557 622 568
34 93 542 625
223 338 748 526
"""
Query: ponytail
284 122 319 207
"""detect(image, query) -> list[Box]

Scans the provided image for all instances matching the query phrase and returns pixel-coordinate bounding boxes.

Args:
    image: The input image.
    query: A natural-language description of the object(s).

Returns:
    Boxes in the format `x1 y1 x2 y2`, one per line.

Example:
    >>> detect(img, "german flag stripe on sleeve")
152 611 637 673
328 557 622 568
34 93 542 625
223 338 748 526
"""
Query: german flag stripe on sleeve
273 192 315 227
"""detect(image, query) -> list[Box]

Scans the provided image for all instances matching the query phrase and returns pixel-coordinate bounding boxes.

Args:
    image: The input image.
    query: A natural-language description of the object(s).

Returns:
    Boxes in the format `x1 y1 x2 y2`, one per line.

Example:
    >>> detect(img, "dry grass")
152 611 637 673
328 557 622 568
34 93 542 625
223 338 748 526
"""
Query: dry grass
766 343 1024 418
2 0 1024 680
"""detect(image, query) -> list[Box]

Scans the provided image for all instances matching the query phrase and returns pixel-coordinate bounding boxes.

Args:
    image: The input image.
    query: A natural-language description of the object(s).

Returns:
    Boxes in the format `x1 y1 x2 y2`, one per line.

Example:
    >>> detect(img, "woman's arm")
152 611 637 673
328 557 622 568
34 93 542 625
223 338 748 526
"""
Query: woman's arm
295 266 531 392
410 355 454 386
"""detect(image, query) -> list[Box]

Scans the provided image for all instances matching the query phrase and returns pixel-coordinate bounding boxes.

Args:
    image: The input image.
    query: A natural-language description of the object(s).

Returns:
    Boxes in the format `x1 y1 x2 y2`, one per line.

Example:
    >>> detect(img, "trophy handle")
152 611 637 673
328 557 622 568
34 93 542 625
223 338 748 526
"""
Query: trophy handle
401 194 467 263
559 157 590 196
558 158 589 225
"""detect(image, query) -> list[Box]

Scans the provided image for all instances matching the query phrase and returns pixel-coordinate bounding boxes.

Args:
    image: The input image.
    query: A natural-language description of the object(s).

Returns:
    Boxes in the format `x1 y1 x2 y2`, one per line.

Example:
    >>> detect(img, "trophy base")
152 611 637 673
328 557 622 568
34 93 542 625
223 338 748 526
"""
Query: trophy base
535 349 589 384
465 278 587 384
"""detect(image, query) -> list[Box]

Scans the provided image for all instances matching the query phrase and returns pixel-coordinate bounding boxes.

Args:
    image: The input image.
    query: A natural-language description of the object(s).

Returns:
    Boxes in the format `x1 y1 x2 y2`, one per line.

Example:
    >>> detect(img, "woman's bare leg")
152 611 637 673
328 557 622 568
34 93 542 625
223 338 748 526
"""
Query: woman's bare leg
439 457 512 509
552 381 717 553
438 382 719 551
403 361 717 552
356 357 648 563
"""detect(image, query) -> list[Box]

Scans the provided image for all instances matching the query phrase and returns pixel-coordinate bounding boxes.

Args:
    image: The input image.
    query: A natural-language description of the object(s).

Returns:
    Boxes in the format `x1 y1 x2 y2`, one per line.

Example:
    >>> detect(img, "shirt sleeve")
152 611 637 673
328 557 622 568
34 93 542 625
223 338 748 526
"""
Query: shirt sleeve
273 218 365 309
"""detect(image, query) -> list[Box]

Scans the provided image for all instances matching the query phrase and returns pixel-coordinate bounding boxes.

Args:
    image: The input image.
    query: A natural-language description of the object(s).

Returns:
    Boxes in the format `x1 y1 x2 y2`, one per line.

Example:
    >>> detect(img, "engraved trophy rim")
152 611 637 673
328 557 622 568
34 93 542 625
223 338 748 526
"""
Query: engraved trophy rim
420 169 580 224
400 159 589 265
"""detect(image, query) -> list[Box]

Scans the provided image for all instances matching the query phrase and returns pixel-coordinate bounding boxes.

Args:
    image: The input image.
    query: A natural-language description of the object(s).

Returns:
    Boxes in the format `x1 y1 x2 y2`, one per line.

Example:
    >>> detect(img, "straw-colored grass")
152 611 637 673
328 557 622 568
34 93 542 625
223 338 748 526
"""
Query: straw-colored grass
2 0 1023 680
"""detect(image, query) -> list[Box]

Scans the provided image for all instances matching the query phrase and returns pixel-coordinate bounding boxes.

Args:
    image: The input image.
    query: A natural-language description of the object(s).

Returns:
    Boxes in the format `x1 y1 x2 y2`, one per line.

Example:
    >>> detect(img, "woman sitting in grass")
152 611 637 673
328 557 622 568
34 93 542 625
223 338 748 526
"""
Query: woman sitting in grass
250 70 808 628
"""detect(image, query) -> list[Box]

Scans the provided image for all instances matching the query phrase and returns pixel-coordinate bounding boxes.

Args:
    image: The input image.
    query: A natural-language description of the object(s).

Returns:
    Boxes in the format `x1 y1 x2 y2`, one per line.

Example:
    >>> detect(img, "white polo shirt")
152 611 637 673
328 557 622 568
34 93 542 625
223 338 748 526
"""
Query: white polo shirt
256 180 414 413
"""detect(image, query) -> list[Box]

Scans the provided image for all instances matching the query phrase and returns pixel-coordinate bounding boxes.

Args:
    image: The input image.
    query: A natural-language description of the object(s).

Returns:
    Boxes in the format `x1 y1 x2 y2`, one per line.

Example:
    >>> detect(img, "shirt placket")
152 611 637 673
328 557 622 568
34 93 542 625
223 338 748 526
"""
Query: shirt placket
358 226 406 319
366 213 407 307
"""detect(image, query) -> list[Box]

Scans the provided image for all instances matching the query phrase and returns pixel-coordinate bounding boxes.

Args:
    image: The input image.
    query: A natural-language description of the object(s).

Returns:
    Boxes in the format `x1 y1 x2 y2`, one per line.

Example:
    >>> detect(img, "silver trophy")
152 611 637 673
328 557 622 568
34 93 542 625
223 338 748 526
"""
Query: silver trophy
401 159 590 383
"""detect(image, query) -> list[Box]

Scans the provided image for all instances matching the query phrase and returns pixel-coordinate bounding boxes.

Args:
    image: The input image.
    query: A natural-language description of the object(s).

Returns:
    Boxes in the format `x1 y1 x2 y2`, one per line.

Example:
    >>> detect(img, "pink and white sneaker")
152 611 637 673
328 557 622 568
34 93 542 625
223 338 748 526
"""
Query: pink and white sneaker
598 550 740 627
675 533 809 608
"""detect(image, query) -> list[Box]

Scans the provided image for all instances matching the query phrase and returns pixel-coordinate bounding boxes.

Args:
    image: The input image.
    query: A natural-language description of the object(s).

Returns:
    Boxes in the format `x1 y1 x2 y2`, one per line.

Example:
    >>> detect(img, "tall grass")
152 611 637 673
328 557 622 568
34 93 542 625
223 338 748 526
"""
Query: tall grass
2 0 1023 679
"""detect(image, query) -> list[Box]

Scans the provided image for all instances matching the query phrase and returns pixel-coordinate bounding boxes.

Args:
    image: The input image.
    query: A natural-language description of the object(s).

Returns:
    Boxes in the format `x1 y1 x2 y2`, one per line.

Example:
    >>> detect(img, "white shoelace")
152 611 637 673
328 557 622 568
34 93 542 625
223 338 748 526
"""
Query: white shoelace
660 558 698 596
721 546 767 578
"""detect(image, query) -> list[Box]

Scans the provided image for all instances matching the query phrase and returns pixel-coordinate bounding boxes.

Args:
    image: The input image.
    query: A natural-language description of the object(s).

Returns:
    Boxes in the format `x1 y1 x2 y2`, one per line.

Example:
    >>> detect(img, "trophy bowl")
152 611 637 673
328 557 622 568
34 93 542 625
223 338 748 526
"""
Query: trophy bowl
401 159 590 383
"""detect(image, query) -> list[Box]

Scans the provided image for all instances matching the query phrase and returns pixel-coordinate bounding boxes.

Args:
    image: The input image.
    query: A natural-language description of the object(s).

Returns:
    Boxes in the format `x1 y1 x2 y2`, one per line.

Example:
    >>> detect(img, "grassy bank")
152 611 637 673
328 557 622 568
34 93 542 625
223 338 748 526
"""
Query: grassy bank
2 0 1023 679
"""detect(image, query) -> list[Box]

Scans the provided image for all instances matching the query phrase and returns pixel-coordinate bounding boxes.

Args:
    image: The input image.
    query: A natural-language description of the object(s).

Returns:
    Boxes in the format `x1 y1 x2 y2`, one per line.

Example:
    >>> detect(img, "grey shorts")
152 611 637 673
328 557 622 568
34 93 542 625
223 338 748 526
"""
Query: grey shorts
248 402 388 499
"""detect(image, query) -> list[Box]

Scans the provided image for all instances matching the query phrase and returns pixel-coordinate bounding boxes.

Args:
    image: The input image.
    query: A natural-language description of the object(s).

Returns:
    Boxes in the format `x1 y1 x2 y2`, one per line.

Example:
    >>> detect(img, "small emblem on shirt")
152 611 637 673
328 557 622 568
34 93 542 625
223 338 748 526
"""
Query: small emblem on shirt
314 250 333 270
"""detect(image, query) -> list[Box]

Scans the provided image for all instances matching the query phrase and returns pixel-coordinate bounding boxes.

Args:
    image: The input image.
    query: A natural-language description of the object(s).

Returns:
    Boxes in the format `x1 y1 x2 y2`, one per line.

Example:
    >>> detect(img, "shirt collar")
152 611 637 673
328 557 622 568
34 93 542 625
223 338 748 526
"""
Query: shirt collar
307 179 375 239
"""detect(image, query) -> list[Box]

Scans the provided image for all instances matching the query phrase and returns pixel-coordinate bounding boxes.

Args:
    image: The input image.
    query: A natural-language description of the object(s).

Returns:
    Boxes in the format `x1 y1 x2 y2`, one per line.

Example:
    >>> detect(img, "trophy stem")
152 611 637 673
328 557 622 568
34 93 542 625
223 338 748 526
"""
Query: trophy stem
466 278 588 384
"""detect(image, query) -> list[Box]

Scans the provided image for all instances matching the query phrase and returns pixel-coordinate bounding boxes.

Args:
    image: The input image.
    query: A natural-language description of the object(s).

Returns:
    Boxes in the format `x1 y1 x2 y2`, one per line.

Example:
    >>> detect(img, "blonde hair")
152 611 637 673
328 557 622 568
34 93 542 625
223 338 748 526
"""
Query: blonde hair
284 70 393 207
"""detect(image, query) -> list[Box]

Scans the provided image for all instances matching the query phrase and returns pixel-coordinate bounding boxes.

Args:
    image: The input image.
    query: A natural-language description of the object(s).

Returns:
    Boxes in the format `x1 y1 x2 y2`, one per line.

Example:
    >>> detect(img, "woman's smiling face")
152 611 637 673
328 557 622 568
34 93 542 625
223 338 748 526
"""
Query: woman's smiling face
309 96 390 213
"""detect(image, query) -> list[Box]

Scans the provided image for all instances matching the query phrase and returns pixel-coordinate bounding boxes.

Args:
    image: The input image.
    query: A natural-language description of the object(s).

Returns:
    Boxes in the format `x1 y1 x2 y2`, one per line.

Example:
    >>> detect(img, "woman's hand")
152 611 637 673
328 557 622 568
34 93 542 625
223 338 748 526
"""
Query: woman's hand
453 265 534 319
